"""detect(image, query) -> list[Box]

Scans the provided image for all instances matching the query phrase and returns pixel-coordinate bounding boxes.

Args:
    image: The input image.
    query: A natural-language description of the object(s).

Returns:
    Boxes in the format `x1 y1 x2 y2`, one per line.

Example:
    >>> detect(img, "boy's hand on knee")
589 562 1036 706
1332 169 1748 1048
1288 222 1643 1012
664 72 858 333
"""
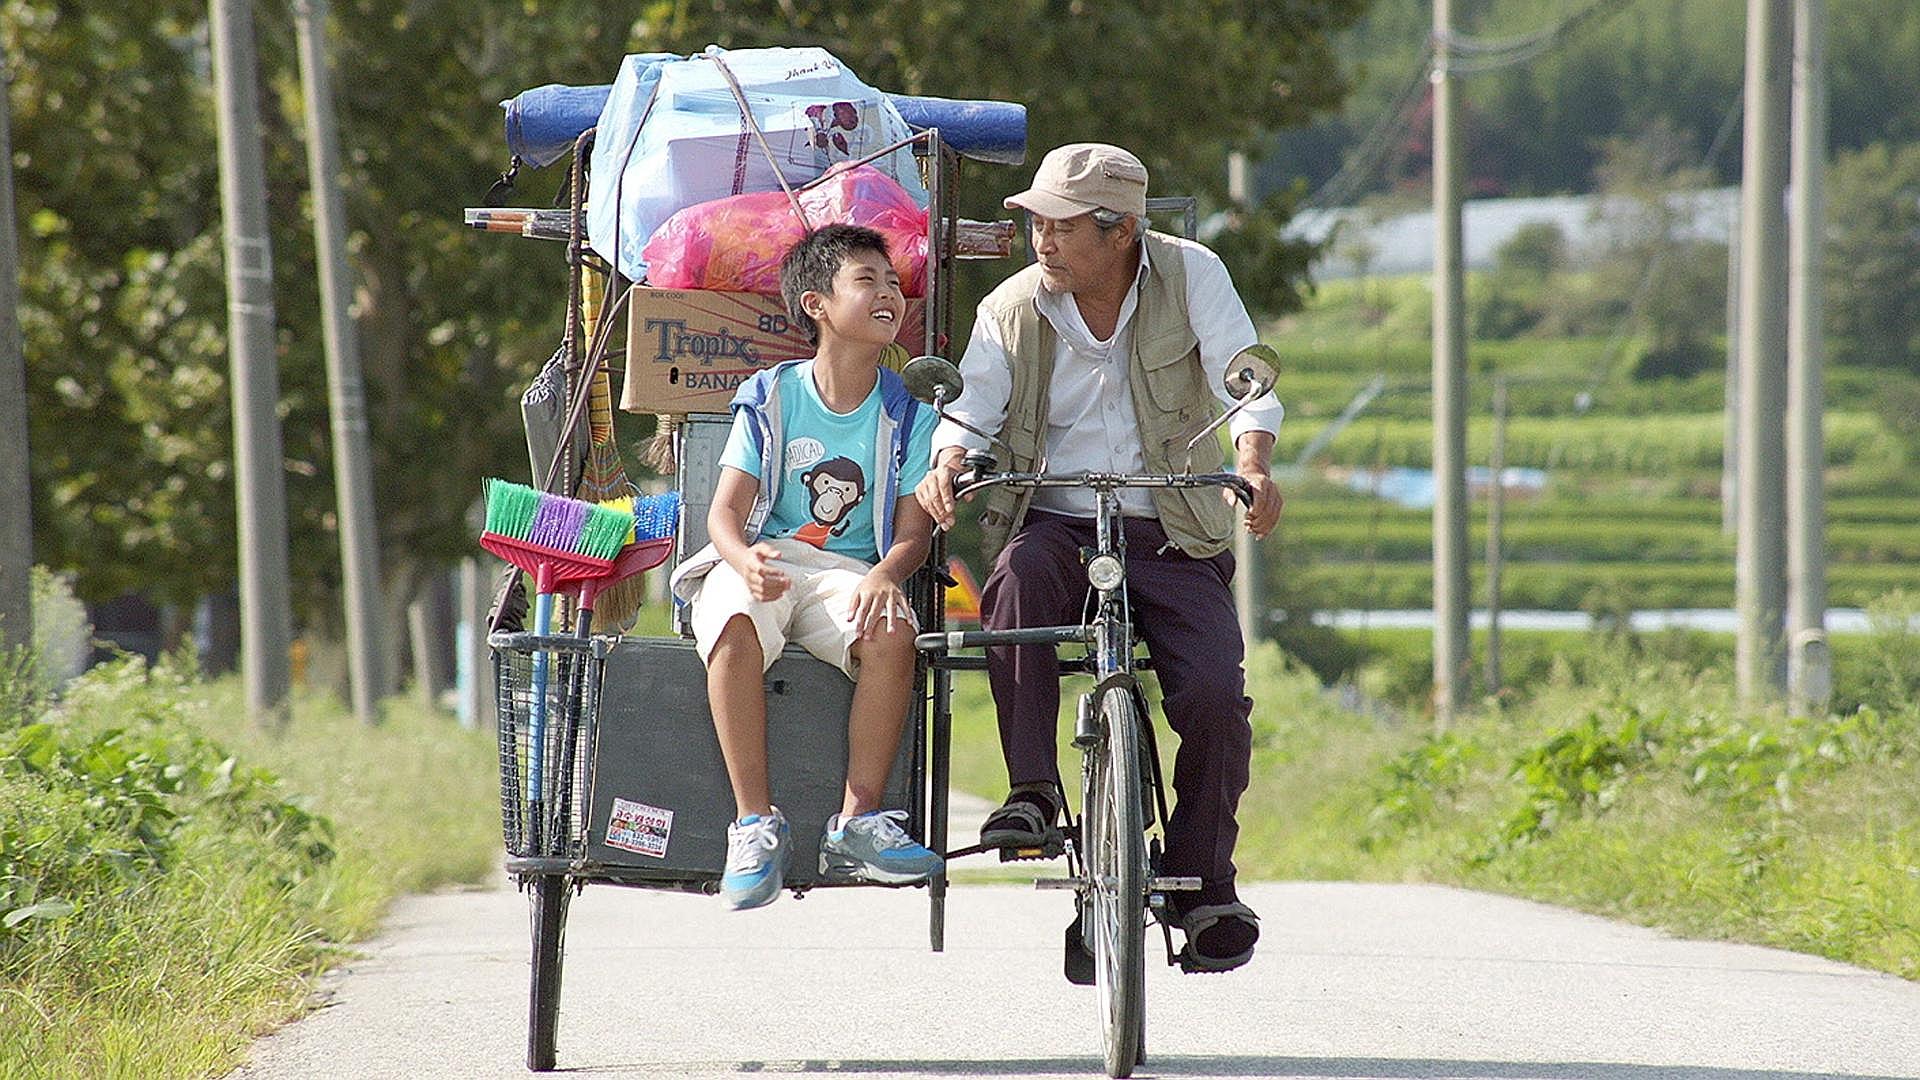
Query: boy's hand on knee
742 543 791 601
849 570 908 640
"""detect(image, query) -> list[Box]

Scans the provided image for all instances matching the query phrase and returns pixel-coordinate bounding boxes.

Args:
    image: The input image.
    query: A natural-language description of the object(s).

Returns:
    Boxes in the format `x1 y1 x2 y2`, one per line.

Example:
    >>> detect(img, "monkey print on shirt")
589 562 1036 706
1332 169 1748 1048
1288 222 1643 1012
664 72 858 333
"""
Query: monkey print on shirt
793 456 866 548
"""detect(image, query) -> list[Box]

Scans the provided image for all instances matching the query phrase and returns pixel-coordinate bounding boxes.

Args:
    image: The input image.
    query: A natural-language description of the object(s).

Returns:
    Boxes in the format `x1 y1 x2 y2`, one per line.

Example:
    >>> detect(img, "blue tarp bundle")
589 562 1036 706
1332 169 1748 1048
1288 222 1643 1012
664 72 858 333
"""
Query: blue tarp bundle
501 80 1027 168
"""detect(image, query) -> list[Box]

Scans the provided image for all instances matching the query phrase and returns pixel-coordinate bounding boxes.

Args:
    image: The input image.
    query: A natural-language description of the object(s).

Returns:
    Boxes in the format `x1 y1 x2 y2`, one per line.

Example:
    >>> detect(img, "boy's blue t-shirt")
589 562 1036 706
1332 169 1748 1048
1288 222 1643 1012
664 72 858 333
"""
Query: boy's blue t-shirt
718 361 934 564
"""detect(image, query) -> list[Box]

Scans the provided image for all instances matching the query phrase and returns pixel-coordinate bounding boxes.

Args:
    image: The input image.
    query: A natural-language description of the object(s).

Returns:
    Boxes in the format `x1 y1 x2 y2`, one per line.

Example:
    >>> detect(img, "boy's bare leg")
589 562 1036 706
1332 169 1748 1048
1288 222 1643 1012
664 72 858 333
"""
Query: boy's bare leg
707 614 772 820
843 622 917 816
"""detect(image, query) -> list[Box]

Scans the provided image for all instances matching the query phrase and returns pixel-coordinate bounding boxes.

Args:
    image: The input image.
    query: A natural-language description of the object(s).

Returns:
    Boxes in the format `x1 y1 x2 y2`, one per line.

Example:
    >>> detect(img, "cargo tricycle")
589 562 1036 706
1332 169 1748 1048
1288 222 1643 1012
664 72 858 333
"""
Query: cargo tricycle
472 58 1262 1078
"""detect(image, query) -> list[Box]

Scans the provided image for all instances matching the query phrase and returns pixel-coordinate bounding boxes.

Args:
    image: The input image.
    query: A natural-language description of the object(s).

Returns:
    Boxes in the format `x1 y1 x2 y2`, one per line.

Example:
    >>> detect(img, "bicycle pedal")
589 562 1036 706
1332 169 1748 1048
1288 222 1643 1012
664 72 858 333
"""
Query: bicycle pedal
995 830 1067 862
1149 876 1202 891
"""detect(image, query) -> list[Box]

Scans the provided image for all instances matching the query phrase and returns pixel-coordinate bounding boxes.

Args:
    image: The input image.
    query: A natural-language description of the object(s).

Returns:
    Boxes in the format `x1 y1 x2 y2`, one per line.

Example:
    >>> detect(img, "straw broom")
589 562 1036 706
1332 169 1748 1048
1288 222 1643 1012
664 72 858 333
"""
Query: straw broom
574 270 649 631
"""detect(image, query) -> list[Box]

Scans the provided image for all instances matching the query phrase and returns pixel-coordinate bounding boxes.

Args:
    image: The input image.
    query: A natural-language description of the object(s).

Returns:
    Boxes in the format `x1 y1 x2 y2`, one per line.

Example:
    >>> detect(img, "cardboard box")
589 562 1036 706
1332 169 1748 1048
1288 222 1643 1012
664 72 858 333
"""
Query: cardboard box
622 287 927 415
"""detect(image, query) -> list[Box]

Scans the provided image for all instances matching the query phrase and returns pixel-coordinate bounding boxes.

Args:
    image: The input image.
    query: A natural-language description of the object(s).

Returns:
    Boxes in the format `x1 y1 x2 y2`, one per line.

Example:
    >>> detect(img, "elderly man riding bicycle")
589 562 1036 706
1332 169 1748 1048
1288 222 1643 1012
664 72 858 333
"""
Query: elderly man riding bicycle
915 142 1283 974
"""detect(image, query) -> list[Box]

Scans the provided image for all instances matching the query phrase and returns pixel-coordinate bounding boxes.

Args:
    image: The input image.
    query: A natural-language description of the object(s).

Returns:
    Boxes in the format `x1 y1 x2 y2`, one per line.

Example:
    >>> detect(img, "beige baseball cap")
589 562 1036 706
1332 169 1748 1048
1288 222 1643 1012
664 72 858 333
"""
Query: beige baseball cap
1004 143 1149 221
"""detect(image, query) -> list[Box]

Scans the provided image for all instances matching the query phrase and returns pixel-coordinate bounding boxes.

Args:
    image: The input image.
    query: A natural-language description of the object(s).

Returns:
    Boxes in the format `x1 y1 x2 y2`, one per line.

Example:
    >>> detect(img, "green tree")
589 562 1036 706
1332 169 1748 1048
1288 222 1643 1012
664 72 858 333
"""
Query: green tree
10 0 1372 666
1297 0 1920 200
1496 220 1567 281
7 3 234 609
628 0 1370 317
1825 141 1920 375
7 1 618 656
1472 221 1566 341
1587 120 1724 381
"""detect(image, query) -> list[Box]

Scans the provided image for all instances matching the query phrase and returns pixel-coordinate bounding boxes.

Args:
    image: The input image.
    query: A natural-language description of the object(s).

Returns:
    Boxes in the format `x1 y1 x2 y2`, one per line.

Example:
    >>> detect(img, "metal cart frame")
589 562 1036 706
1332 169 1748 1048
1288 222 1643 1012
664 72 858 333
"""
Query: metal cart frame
488 130 969 1072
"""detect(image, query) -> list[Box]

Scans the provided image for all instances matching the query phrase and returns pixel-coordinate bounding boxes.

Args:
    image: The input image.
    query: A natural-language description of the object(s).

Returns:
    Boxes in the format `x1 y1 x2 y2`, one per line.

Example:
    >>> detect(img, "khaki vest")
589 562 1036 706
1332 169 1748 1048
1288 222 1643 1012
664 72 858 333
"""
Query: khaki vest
974 230 1235 562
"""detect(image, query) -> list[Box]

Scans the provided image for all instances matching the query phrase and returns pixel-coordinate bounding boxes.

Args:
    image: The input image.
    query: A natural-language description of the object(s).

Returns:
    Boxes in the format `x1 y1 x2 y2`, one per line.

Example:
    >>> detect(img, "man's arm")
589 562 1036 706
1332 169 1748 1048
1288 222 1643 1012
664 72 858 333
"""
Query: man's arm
1231 431 1282 540
929 315 1015 458
1183 241 1285 539
918 314 1014 529
1185 242 1285 442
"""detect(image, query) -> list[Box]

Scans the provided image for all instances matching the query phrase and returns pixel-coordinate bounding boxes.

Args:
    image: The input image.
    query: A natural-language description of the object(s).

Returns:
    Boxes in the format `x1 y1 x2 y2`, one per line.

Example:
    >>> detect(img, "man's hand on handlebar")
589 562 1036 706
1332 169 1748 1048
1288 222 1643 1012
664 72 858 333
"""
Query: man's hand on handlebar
1232 471 1283 539
1232 431 1283 540
915 446 971 531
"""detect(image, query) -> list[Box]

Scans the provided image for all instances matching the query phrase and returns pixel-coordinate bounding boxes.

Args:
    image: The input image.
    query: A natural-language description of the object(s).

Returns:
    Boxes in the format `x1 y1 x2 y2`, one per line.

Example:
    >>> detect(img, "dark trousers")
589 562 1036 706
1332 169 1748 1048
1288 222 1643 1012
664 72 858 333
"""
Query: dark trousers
980 511 1254 886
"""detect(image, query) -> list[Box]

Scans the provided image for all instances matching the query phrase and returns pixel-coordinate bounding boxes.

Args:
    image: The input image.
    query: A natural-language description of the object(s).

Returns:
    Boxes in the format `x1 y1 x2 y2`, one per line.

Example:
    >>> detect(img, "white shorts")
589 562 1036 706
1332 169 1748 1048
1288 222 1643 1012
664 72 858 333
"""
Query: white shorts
686 538 920 678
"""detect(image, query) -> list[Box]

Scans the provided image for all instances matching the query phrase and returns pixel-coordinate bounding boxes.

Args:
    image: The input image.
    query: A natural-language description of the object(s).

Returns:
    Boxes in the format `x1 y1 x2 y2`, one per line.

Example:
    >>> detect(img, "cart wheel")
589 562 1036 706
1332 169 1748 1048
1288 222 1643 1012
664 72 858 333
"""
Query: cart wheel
527 876 570 1071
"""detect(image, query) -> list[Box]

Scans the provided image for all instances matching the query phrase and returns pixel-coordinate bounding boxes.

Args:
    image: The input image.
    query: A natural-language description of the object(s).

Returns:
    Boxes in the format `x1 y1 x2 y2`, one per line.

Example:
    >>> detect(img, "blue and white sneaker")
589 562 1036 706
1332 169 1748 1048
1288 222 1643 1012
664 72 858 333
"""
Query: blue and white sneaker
819 809 944 883
721 808 790 910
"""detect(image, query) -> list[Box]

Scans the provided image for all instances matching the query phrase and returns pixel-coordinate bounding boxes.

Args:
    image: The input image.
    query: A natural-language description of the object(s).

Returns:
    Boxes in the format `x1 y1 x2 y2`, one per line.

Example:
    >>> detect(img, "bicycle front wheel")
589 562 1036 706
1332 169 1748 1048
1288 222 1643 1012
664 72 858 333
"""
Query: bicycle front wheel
1084 689 1146 1077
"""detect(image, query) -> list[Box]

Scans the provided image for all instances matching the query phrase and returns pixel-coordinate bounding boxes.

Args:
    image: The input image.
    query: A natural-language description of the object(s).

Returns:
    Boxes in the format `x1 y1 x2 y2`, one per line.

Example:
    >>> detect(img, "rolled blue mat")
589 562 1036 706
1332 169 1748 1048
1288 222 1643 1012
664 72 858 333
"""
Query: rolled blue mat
885 94 1027 166
501 82 1026 167
501 83 612 169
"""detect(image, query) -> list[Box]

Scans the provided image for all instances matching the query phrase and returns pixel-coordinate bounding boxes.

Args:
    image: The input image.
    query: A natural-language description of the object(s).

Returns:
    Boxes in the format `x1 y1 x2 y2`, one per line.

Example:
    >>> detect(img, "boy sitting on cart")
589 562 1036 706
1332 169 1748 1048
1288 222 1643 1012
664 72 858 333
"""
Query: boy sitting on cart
668 224 945 910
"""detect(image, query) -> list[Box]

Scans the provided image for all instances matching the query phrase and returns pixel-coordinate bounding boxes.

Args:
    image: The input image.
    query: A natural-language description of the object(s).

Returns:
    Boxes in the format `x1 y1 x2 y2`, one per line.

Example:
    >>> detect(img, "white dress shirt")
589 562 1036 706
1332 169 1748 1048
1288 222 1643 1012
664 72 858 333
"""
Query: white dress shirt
931 233 1284 518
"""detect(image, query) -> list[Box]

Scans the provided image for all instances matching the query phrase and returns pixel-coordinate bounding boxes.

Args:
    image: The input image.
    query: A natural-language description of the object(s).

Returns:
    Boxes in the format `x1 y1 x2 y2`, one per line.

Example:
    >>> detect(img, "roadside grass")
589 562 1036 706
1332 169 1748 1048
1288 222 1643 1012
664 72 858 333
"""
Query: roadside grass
945 600 1920 980
0 656 495 1080
1271 648 1920 978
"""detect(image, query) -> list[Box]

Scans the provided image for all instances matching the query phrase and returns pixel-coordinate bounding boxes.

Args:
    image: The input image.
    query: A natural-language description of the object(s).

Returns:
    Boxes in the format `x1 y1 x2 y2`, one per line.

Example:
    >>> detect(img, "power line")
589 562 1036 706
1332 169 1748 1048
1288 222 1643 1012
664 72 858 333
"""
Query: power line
1442 0 1643 71
1300 46 1432 213
1301 0 1646 213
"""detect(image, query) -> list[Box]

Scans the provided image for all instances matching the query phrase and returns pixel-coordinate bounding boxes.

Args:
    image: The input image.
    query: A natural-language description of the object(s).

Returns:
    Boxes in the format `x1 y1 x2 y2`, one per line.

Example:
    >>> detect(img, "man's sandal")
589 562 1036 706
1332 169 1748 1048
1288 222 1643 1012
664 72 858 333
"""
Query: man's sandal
1174 901 1260 974
980 787 1059 849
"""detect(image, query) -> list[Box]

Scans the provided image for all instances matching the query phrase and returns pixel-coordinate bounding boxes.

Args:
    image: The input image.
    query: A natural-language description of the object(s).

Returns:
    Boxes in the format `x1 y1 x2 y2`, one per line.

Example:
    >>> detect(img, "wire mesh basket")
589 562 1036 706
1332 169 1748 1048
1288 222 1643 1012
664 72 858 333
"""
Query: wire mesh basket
490 631 616 861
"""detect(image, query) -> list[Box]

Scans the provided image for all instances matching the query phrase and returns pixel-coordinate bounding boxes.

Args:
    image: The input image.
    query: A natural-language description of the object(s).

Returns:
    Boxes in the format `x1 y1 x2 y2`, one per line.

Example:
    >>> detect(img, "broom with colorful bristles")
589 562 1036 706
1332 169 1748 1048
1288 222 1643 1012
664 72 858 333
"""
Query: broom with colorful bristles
544 487 679 853
481 480 679 840
483 480 631 827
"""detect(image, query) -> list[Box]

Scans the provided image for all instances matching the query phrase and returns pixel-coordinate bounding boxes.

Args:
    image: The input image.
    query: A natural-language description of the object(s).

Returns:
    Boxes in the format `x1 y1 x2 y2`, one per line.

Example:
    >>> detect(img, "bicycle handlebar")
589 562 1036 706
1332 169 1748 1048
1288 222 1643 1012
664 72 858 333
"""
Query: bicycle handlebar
914 624 1093 653
955 469 1254 507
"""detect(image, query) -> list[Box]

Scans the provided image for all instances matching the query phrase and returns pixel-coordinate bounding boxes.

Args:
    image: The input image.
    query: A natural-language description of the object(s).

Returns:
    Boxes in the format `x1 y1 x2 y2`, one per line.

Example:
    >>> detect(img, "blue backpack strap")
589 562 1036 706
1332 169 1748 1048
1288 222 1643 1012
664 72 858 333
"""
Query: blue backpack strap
879 366 920 467
895 397 920 467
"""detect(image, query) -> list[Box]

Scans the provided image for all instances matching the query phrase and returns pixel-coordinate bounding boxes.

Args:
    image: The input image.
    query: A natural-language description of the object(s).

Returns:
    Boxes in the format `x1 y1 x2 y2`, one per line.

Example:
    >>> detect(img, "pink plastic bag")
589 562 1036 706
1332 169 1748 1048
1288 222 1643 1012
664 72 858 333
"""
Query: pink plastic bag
640 163 928 297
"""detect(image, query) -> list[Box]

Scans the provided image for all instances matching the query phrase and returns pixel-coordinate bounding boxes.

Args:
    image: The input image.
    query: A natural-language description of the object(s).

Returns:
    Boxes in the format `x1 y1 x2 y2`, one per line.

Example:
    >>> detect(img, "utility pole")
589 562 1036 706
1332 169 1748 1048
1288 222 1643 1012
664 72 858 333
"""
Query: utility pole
1722 228 1740 537
1735 0 1792 704
456 554 491 730
0 47 31 654
1786 0 1829 713
1430 1 1471 727
294 0 386 723
1228 150 1261 647
1485 378 1508 696
210 0 294 725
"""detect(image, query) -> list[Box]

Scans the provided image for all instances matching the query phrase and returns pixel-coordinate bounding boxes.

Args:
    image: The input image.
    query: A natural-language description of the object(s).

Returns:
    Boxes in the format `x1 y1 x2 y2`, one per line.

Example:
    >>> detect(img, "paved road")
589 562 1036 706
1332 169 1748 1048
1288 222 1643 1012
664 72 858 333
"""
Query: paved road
233 866 1920 1079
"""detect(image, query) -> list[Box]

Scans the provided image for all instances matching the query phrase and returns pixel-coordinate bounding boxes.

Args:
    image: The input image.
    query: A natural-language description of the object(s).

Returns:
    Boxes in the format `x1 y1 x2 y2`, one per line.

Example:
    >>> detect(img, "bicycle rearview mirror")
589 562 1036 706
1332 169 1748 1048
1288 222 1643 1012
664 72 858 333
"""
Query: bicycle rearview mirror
902 355 965 406
1224 344 1280 401
1183 344 1281 472
902 355 1017 461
